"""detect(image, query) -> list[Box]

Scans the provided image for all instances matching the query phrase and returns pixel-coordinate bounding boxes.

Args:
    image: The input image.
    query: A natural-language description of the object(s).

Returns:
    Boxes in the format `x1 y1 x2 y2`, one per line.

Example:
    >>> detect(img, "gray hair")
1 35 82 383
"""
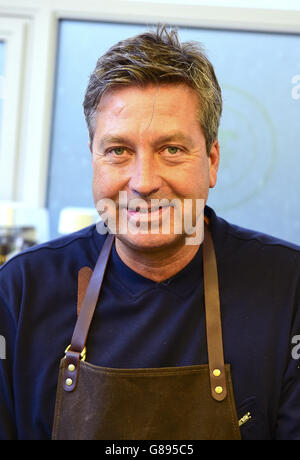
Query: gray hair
83 25 222 154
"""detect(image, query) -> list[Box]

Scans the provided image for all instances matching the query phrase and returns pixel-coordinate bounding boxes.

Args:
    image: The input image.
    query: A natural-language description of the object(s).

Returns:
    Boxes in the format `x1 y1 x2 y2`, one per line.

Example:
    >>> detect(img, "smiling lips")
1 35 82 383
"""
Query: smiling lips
127 205 169 213
126 205 170 217
123 205 172 224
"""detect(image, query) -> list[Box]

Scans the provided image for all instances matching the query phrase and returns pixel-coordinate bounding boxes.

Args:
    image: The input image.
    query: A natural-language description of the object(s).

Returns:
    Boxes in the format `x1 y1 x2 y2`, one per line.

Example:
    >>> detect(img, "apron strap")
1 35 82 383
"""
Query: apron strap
203 223 227 401
63 233 115 392
77 267 92 317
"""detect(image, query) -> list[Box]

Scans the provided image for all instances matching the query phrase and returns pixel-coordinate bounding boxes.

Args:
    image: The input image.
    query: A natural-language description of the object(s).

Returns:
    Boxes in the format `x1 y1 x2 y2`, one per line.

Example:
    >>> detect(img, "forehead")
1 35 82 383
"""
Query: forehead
95 83 201 134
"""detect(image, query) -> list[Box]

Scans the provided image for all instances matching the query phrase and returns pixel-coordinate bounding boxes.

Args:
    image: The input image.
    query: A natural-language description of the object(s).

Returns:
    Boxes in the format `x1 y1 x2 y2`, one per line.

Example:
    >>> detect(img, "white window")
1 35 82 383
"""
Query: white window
0 40 5 143
0 18 27 201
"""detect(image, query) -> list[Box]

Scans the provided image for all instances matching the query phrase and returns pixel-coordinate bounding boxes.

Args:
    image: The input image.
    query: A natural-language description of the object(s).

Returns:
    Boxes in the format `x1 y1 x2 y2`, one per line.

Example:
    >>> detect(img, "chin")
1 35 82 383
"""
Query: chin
116 232 184 252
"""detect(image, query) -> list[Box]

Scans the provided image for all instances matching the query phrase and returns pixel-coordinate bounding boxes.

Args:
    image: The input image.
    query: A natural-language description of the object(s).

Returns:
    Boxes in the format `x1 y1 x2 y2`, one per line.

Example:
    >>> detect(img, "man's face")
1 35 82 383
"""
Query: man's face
91 83 219 251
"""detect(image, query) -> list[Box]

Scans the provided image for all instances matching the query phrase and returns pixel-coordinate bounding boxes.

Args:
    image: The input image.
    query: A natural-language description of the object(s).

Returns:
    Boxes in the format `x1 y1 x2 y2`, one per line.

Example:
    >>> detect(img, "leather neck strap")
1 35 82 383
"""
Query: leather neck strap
70 233 115 354
203 223 227 401
64 224 227 401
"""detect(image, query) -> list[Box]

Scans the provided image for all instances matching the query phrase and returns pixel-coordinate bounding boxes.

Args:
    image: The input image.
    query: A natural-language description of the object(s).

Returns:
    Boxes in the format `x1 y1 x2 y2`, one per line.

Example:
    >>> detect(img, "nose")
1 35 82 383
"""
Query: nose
128 153 162 198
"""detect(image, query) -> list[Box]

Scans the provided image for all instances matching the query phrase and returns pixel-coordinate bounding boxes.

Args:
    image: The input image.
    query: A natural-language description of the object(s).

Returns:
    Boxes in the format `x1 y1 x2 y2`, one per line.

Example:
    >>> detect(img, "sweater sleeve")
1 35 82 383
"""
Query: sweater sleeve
0 262 20 440
275 258 300 440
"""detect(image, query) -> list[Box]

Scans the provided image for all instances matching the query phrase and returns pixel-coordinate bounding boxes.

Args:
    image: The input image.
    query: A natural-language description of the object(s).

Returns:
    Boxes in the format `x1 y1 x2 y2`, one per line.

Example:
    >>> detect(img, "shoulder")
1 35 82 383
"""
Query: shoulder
226 218 300 258
206 206 300 263
225 219 300 289
206 206 300 294
0 224 107 289
207 208 300 327
0 224 108 322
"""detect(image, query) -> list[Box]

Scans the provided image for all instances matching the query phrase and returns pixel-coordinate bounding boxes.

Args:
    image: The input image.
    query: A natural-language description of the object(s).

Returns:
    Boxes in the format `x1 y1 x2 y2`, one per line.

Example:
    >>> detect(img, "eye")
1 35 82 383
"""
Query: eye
110 147 125 156
166 146 180 155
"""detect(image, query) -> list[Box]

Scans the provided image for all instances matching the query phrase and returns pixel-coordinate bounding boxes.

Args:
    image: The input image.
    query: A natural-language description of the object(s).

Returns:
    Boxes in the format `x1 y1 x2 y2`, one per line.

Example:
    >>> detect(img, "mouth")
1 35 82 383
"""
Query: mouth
126 205 170 217
127 205 169 213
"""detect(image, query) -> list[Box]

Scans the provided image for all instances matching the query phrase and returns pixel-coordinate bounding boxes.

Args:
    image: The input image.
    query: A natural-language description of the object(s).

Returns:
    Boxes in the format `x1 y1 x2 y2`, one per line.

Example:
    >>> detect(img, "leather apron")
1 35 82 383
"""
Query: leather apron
52 223 241 440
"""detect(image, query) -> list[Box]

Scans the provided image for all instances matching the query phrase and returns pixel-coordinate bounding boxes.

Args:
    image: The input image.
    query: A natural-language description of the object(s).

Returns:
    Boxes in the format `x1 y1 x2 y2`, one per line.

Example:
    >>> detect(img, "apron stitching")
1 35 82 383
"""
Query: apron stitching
226 371 241 438
77 363 213 377
52 363 64 439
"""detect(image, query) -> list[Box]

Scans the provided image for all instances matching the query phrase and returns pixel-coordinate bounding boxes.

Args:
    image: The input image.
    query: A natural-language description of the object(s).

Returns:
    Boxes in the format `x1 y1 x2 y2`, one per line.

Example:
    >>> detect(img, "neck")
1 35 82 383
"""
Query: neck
115 237 201 282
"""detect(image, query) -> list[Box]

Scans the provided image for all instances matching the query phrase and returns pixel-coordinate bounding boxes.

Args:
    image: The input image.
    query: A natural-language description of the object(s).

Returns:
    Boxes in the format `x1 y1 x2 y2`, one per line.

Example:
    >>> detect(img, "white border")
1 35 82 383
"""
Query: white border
0 0 299 207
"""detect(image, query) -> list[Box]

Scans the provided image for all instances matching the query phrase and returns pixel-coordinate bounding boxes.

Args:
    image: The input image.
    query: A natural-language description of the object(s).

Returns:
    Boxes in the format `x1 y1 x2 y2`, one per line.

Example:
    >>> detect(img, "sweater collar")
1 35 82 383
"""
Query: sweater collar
93 205 228 298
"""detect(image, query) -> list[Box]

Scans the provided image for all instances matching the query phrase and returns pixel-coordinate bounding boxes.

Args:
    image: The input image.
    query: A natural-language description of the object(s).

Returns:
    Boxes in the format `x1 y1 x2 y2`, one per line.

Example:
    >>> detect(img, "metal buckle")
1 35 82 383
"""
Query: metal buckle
64 344 87 362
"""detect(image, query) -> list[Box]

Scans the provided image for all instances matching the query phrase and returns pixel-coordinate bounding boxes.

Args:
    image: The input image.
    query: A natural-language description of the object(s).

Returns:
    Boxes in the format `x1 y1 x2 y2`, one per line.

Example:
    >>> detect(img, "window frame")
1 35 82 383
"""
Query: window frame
0 17 27 201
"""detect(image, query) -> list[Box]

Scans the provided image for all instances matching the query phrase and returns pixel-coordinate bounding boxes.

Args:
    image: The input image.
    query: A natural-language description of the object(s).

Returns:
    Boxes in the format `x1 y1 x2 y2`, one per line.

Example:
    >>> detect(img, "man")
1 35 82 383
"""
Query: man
0 26 300 440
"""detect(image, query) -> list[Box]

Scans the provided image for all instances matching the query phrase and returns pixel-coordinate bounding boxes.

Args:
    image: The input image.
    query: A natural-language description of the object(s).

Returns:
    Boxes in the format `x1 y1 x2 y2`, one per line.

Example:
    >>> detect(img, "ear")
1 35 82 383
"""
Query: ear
208 140 220 189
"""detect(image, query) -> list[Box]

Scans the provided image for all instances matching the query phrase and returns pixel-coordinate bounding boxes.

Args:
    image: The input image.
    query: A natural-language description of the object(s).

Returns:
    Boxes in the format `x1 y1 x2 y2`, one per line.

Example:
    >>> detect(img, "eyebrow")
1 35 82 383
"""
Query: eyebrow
98 132 195 150
97 135 132 150
152 133 195 149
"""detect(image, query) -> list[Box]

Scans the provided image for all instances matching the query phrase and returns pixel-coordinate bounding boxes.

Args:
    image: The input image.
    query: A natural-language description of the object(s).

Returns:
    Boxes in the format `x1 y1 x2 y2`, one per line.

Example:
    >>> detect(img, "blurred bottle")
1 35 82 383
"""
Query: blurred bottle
0 226 37 266
0 206 37 266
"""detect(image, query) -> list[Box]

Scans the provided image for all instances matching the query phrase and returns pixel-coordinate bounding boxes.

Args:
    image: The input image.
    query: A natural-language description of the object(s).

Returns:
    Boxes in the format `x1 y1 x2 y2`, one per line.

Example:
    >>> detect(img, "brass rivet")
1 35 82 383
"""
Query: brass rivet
215 386 223 394
68 364 75 372
65 378 73 386
213 369 221 377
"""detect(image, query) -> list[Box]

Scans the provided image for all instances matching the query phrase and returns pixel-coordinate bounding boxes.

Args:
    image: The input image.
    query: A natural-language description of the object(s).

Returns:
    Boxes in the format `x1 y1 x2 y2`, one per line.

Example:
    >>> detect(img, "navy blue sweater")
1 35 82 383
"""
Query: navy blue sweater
0 206 299 440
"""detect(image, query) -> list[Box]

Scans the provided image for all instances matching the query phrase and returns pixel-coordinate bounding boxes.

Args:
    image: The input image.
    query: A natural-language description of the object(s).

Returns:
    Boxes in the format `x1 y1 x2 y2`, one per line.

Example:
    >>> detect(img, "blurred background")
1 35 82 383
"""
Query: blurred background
0 0 300 263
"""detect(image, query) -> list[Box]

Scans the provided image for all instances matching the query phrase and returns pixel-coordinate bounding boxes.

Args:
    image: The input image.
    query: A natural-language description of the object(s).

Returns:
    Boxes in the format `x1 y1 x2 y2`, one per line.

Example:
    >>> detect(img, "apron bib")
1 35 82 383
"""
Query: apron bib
52 223 241 440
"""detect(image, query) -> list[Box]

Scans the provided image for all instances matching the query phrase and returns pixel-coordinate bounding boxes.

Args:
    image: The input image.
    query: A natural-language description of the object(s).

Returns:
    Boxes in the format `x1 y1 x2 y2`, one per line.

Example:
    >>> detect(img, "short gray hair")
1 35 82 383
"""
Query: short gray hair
83 25 222 154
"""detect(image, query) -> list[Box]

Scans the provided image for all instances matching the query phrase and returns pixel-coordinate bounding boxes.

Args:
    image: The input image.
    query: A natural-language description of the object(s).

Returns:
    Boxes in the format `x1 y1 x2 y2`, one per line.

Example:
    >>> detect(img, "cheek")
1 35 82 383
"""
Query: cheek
168 163 209 198
92 163 125 201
